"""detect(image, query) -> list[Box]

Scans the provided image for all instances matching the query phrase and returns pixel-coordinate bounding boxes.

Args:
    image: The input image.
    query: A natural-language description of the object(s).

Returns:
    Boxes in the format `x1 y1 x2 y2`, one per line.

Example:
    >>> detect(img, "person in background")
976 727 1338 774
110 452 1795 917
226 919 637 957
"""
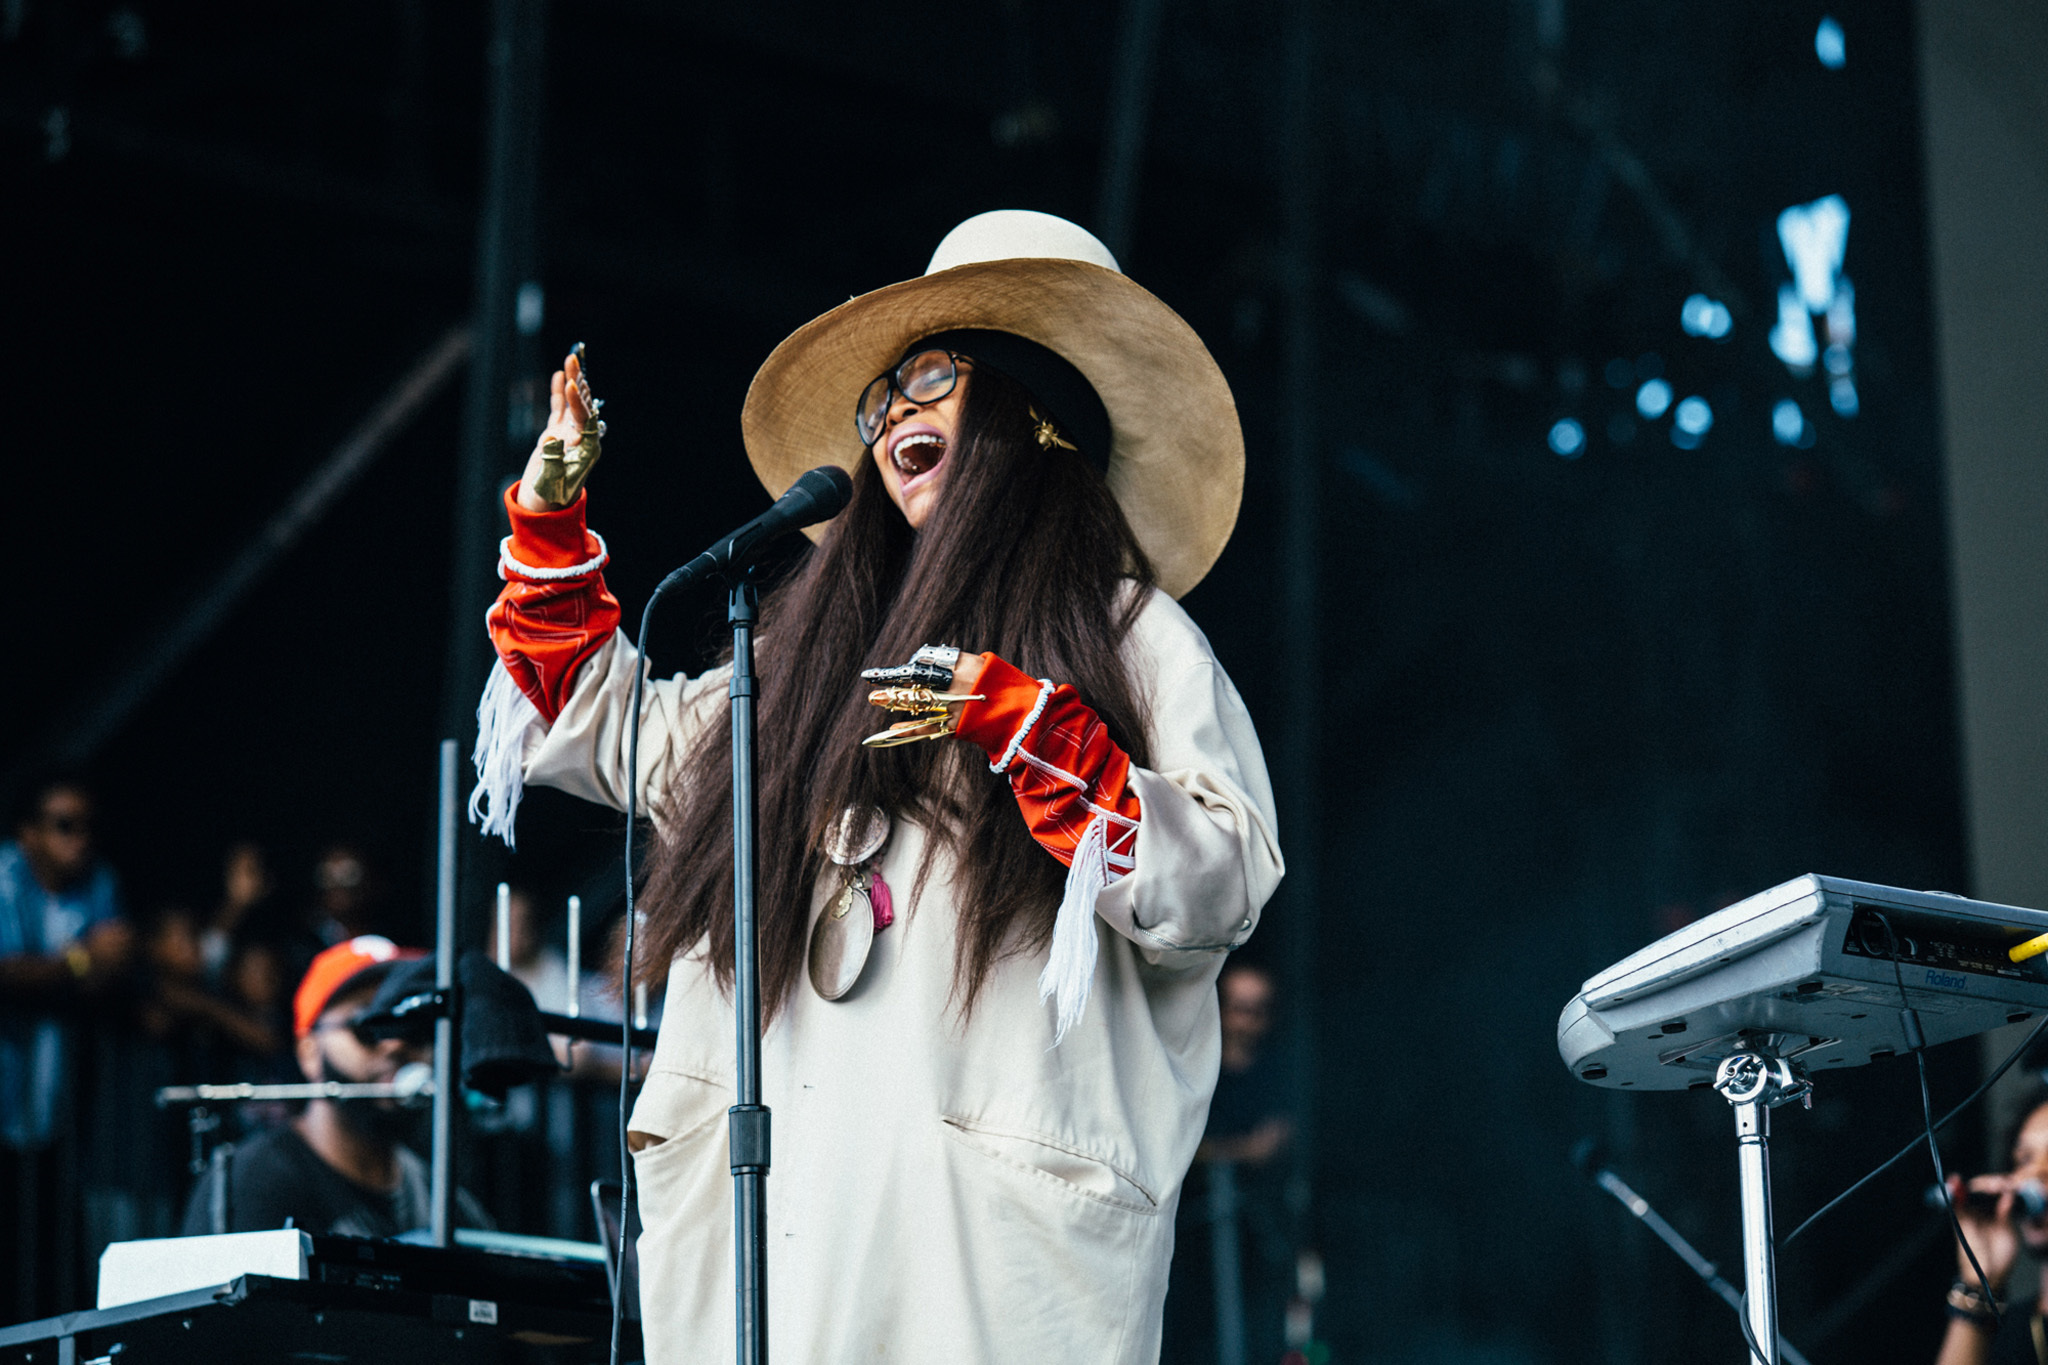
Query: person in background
200 843 275 989
1936 1085 2048 1364
0 777 133 1320
178 936 488 1238
136 905 282 1068
1164 962 1297 1364
306 844 382 949
267 843 384 998
483 885 572 1018
1200 962 1294 1166
202 844 292 1083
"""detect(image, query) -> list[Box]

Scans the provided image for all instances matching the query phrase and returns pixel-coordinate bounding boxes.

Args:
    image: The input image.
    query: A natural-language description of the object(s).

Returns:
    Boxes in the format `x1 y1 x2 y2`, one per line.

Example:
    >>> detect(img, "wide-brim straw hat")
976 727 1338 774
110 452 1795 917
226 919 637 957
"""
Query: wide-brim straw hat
741 210 1243 599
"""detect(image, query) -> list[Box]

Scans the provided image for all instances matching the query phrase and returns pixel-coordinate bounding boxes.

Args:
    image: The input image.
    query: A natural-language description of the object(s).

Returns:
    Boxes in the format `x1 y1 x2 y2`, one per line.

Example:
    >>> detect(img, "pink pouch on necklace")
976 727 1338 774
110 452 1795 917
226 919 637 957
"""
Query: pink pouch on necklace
869 871 894 930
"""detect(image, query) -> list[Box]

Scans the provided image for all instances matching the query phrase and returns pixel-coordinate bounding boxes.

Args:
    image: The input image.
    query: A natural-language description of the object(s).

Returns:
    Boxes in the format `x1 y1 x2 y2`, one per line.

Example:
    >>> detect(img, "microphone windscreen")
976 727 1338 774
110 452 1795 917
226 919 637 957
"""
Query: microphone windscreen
391 1061 435 1103
786 464 854 521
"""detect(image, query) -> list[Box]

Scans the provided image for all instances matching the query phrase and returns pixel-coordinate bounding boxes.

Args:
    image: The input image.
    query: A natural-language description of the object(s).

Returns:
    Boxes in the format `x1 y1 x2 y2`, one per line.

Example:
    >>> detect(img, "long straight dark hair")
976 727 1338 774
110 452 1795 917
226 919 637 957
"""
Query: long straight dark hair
636 362 1155 1019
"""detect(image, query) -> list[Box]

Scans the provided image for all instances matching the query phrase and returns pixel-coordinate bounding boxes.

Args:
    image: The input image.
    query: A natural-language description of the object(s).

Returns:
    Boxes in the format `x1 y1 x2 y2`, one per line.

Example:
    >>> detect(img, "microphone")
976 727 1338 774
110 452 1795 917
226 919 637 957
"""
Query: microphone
1928 1179 2048 1222
660 465 854 589
153 1061 438 1108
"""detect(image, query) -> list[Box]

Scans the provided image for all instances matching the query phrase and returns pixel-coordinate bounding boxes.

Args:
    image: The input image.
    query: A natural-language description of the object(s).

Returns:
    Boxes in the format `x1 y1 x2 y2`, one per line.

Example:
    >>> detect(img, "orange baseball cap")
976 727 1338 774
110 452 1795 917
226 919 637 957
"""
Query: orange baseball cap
293 936 426 1038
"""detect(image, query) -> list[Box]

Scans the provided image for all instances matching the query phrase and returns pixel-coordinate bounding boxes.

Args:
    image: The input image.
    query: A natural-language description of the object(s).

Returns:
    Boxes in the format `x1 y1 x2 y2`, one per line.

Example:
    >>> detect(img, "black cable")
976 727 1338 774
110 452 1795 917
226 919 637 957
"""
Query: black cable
612 577 682 1365
1916 1046 1998 1315
1736 1290 1775 1365
1783 1010 2048 1245
1867 911 2000 1320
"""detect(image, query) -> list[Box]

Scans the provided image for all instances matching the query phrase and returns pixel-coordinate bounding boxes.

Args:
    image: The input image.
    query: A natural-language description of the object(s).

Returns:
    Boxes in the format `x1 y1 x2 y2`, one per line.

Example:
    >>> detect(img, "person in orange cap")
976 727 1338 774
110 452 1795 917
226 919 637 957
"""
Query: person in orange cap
178 936 486 1238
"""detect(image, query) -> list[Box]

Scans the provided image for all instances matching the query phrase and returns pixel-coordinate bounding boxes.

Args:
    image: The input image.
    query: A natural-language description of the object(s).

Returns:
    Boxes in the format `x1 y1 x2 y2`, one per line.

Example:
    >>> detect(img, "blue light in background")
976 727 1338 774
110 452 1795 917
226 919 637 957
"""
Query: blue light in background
1779 195 1850 312
515 281 545 336
1769 401 1802 448
1770 284 1820 370
1681 294 1733 339
1673 396 1714 437
1827 278 1856 347
1815 16 1846 69
1636 378 1673 420
1548 419 1586 458
1830 377 1860 417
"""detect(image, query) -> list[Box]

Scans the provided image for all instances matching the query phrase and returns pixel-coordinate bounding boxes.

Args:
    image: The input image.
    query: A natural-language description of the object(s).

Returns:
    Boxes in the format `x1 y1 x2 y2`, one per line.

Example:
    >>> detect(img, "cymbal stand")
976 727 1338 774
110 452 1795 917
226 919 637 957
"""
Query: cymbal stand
1712 1051 1812 1365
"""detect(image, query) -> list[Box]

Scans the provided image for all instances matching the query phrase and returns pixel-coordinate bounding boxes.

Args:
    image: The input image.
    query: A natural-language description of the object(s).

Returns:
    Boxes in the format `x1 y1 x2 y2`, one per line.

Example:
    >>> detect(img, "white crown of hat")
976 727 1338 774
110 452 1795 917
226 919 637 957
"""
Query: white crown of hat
925 210 1122 278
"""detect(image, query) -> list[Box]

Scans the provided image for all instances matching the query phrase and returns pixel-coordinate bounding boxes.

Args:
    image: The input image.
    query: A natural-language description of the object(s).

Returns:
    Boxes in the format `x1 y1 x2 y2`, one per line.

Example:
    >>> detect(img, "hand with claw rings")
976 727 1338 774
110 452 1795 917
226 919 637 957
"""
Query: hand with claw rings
516 342 607 511
859 649 988 748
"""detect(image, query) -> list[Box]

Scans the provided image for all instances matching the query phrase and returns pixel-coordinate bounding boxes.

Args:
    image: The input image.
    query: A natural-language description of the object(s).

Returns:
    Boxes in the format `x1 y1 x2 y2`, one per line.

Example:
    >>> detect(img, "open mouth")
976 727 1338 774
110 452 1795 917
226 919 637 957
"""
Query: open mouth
891 431 947 485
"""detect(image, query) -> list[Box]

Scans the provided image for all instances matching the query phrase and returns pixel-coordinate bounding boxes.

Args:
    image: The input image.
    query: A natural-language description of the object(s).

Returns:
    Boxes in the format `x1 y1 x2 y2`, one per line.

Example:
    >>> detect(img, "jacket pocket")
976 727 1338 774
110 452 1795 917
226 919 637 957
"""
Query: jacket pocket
627 1066 728 1153
940 1115 1158 1214
628 1069 735 1364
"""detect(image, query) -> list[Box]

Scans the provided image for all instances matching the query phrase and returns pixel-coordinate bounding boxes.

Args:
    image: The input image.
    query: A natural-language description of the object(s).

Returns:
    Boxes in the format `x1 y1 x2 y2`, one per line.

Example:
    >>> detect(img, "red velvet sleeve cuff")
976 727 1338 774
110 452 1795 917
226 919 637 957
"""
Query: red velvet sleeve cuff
955 654 1048 761
501 483 605 577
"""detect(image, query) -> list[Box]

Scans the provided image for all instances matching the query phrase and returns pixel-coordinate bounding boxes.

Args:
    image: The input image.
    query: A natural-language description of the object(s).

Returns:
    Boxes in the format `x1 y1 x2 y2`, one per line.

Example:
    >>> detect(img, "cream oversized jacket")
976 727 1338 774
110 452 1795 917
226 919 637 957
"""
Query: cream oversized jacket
518 586 1282 1363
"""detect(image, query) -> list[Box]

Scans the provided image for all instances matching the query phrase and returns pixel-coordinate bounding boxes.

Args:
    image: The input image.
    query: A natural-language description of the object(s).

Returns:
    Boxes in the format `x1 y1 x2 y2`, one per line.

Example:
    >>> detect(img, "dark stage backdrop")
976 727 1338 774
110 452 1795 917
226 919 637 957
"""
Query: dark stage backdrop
3 0 1966 1360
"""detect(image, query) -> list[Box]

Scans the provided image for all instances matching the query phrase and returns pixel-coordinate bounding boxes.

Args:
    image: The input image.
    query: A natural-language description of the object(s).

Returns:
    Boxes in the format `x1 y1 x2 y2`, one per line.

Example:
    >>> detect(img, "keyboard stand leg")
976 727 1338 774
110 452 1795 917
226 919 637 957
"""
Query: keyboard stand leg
1714 1051 1812 1365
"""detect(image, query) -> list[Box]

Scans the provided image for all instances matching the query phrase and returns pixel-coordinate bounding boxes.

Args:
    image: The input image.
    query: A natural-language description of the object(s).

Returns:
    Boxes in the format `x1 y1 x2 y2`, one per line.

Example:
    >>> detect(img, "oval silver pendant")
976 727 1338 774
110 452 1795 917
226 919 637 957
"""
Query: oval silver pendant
825 805 890 868
808 878 875 1001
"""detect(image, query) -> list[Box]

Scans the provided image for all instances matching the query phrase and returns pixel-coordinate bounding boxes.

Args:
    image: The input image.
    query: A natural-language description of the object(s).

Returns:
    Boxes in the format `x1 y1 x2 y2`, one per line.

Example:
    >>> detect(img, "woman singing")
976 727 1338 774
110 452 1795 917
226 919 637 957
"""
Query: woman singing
471 210 1283 1362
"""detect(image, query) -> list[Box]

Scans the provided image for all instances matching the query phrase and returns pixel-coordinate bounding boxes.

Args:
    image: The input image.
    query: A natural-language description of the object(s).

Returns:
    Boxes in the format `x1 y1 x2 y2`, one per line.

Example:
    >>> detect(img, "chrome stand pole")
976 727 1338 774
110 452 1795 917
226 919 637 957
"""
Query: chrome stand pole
430 738 460 1249
1712 1052 1811 1365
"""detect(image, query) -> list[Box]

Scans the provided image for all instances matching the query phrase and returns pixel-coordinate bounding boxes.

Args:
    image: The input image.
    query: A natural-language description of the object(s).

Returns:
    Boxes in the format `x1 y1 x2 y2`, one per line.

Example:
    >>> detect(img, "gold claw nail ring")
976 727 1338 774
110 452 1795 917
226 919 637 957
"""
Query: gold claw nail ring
866 686 984 715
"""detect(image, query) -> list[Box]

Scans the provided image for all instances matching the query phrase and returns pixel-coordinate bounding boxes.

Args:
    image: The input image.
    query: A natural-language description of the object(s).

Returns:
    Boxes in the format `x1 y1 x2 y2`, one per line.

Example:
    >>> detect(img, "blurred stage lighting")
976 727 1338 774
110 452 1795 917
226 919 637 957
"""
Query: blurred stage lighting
1815 16 1847 69
1674 396 1714 437
1770 284 1821 371
1636 378 1673 420
1772 399 1812 447
516 282 545 336
1548 419 1586 458
1830 377 1861 417
1827 279 1857 348
1680 294 1733 339
1778 195 1850 313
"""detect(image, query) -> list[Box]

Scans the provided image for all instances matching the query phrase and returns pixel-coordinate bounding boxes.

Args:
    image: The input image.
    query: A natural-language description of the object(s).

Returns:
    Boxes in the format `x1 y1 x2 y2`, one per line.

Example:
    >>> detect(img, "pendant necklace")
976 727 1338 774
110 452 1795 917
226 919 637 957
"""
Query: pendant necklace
808 805 895 1000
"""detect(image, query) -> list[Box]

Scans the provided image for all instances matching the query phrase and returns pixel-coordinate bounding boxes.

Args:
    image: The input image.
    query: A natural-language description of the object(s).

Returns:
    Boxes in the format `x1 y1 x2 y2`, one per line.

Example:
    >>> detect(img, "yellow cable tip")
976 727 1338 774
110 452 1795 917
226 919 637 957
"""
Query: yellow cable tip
2011 932 2048 964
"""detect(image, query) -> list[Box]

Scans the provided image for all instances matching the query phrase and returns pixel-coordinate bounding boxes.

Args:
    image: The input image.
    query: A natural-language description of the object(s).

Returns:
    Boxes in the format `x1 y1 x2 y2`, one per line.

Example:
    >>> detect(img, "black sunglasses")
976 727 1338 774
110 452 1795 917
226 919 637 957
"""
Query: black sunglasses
855 349 966 447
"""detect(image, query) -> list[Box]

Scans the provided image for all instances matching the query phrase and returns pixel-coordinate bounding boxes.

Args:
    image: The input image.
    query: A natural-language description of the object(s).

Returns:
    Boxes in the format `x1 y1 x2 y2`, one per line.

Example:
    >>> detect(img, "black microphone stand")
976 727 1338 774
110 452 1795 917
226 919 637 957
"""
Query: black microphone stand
619 564 773 1365
615 464 848 1365
726 574 770 1363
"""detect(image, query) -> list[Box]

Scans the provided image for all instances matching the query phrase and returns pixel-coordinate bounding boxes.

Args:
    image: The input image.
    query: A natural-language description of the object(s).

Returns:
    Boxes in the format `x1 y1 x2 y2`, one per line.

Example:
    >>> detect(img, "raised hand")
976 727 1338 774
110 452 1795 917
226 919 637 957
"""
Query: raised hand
1949 1172 2021 1293
516 344 606 511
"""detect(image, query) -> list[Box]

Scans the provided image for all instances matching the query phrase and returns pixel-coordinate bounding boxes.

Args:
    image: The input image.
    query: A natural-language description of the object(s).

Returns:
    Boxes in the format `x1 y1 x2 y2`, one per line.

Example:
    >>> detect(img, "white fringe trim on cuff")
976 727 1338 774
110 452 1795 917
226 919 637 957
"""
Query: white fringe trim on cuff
469 665 543 848
990 679 1056 774
498 531 609 582
1039 811 1112 1046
